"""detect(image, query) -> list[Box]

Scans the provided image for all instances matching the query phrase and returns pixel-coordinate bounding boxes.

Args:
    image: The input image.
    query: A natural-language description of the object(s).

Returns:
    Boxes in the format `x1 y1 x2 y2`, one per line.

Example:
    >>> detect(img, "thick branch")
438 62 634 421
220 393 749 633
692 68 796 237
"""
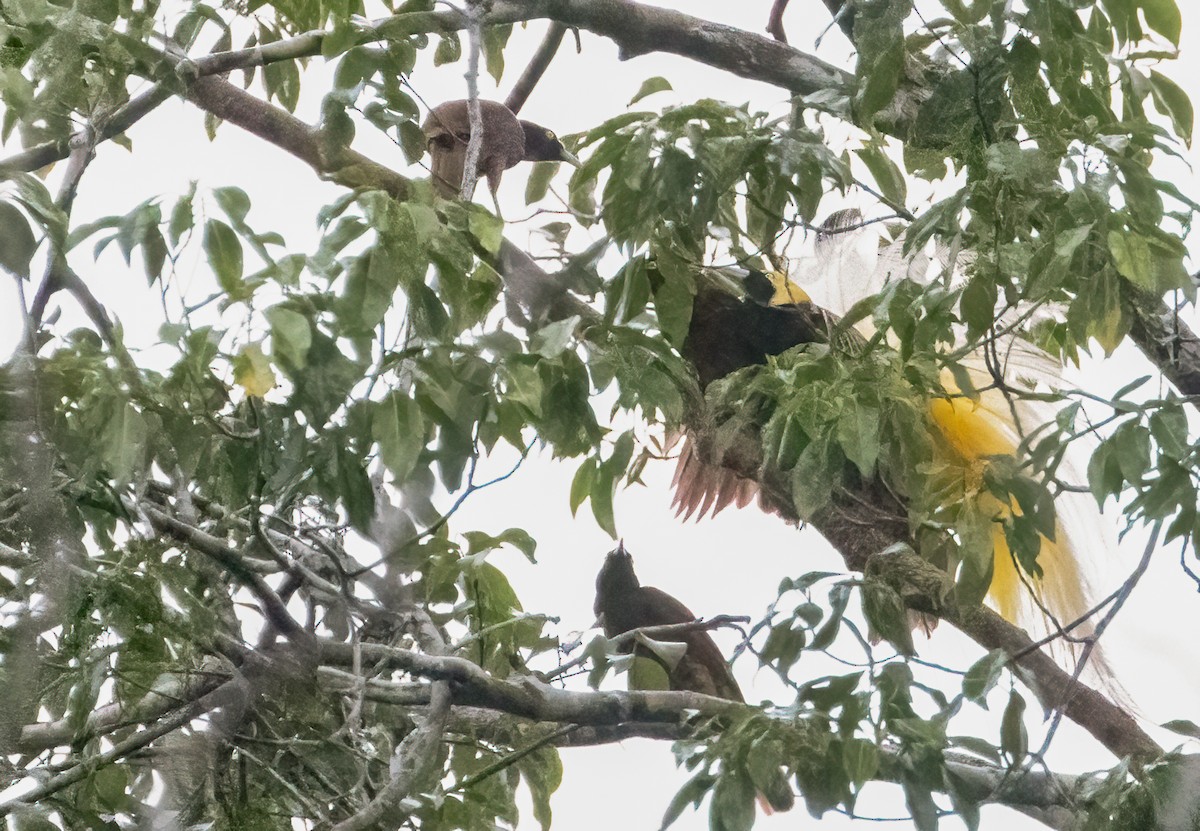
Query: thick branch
692 411 1160 761
1124 286 1200 405
318 661 1083 819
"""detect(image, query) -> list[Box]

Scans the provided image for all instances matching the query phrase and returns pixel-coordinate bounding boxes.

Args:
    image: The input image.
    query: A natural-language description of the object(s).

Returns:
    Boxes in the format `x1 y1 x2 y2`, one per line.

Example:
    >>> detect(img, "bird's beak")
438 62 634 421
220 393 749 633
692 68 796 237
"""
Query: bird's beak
559 149 583 168
592 614 605 629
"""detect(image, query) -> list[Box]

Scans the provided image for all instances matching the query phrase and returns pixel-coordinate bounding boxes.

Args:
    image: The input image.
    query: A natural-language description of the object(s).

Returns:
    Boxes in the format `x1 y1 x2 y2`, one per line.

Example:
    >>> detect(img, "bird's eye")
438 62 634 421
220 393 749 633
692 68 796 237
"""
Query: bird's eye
545 129 556 140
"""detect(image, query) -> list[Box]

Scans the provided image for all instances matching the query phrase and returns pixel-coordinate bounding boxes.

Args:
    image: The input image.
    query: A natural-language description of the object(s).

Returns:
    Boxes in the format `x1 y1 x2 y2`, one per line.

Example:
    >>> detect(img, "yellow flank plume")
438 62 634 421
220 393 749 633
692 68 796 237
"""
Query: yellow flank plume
766 271 811 306
929 376 1092 630
767 269 1094 632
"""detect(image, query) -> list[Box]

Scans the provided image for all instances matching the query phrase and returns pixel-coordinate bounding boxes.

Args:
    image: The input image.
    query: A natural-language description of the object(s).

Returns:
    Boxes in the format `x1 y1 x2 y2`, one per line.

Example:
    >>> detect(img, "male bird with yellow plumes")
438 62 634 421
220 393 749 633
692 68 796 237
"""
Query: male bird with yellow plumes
673 210 1115 672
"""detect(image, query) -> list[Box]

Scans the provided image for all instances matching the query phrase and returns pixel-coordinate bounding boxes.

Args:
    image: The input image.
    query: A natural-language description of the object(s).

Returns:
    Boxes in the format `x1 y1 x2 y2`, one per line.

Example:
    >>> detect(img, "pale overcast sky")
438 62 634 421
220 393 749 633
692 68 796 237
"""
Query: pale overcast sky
2 2 1199 829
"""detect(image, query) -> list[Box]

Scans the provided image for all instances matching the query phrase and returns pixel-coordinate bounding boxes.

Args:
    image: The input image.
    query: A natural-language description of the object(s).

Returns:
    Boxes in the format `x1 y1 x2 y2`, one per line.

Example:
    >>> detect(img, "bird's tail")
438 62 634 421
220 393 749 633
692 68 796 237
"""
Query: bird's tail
668 431 764 521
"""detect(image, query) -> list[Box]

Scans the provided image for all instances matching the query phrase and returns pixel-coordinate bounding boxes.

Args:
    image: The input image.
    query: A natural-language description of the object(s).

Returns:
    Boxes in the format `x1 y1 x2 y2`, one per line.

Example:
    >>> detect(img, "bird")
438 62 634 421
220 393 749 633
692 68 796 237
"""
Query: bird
671 268 845 521
671 214 1113 661
593 543 795 813
593 541 744 700
421 99 580 215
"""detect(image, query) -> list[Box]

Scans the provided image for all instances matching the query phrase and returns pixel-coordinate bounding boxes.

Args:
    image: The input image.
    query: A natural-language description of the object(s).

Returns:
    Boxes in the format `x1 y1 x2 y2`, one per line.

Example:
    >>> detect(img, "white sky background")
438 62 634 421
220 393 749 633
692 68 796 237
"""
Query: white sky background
3 1 1200 829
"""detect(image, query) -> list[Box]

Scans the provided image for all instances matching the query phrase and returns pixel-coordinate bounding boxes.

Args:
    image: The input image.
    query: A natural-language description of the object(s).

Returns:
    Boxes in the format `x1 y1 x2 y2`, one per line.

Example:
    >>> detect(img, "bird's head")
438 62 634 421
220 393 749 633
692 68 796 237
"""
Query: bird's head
742 269 810 307
594 541 639 620
519 122 582 167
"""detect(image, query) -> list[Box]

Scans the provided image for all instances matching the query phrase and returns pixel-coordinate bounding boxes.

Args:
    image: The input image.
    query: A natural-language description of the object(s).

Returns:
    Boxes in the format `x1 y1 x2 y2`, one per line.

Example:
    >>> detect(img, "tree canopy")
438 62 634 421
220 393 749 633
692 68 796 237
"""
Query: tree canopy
1 0 1199 829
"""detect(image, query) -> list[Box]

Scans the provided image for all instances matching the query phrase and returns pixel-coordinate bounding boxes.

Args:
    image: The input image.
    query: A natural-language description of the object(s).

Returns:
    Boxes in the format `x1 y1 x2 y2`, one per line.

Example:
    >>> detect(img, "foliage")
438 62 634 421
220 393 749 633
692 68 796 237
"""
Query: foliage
0 0 1198 829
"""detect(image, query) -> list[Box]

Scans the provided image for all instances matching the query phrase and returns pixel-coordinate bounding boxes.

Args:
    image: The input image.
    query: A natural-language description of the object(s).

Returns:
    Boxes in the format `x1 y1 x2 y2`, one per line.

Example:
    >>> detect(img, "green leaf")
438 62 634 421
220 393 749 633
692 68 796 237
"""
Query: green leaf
468 206 503 254
835 400 880 477
660 772 716 831
962 649 1007 705
101 399 148 486
842 739 880 790
321 19 360 59
483 24 512 82
618 652 666 692
168 183 195 243
203 219 244 295
1150 403 1189 458
651 249 695 347
591 463 617 538
434 32 461 65
790 439 836 520
1161 719 1200 739
233 342 276 397
525 161 559 205
1148 70 1192 143
517 744 561 831
628 76 672 106
1087 439 1125 506
374 392 425 482
810 582 852 650
1107 229 1157 290
710 768 755 831
0 200 37 279
856 143 907 207
1140 0 1181 45
903 777 940 831
213 186 251 225
959 275 997 336
530 315 579 358
861 578 914 656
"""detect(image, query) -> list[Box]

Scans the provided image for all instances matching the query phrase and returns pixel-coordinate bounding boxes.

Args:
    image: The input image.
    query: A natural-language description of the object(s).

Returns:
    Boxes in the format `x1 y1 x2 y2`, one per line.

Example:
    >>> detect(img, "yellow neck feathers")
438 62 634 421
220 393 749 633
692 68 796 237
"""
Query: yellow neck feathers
766 271 811 306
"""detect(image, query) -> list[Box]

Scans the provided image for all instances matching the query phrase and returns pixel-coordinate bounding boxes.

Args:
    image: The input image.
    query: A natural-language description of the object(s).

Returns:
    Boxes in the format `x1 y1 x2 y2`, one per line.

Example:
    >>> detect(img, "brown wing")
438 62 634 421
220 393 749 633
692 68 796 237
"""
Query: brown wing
630 587 745 703
422 100 525 200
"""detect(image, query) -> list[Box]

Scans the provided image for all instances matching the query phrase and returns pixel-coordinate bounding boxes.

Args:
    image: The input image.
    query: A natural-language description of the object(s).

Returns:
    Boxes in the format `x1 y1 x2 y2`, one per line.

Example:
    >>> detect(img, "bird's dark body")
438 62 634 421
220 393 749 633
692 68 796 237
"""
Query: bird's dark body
681 273 836 390
670 271 851 520
594 545 743 701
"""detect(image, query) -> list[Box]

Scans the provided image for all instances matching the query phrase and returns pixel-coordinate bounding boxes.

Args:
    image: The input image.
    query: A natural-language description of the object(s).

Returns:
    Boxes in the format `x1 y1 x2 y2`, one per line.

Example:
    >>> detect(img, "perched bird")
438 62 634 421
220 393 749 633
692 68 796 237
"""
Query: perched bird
421 99 580 214
593 541 744 700
671 268 844 521
593 543 795 813
672 212 1114 668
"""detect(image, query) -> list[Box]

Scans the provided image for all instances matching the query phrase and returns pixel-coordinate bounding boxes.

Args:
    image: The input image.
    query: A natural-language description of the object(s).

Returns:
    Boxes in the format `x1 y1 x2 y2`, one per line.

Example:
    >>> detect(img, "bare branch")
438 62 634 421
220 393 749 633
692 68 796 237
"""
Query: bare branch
504 22 568 115
766 0 790 43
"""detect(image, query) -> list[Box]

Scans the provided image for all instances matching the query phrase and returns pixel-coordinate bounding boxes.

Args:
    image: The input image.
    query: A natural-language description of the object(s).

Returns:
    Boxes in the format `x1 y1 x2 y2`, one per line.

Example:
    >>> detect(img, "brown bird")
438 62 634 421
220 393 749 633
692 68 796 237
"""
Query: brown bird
593 541 743 701
593 543 795 814
421 99 580 214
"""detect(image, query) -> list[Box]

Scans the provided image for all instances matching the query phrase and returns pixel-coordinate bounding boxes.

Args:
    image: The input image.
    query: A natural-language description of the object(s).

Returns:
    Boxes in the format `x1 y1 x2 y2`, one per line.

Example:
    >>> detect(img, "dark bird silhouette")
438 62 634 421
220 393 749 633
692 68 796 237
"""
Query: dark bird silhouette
672 268 848 520
593 541 743 701
421 99 580 214
593 543 795 814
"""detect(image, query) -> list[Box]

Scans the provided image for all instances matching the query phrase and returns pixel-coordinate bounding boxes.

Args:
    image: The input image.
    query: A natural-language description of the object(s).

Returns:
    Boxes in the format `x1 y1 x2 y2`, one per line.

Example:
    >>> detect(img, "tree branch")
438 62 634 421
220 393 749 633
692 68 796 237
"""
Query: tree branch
17 663 231 755
504 22 568 115
0 677 239 816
